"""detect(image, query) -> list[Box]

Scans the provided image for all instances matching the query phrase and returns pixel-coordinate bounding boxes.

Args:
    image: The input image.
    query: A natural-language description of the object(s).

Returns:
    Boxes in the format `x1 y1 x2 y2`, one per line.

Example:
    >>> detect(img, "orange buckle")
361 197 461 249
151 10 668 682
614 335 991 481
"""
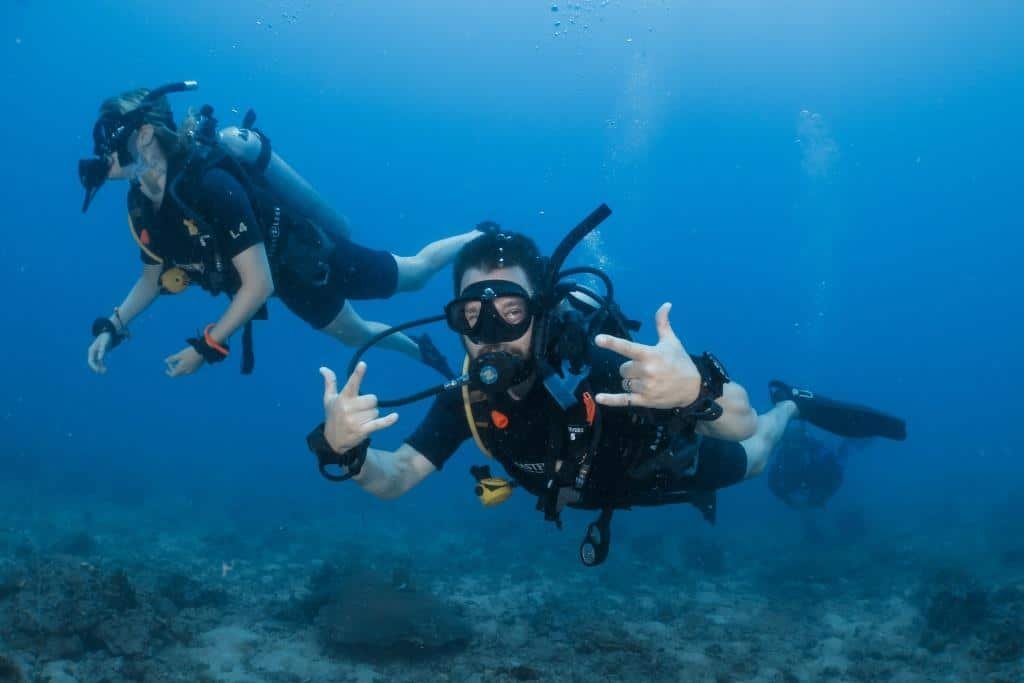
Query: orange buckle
582 392 596 425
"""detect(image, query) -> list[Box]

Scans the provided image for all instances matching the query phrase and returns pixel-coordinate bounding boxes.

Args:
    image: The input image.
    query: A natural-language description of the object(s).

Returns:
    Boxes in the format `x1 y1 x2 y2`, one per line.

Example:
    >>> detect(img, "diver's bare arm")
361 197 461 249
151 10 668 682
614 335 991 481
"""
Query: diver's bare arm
206 244 274 345
695 380 758 441
111 264 162 329
349 443 437 500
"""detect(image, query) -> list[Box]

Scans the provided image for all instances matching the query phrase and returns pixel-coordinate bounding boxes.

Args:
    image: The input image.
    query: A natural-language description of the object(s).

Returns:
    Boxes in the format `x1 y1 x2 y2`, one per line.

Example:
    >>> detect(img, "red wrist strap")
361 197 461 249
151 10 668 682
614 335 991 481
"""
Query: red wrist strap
203 324 229 357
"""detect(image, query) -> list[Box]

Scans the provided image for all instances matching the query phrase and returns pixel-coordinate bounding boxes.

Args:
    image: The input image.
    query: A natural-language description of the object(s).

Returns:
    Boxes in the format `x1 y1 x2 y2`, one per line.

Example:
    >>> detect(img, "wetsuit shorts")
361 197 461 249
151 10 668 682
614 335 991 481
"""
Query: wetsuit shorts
276 237 399 329
689 438 749 490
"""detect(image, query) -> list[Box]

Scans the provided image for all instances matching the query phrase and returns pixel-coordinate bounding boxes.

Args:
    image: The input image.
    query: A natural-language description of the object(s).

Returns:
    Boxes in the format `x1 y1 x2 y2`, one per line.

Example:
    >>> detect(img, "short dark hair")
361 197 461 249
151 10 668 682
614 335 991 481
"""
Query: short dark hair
452 229 547 295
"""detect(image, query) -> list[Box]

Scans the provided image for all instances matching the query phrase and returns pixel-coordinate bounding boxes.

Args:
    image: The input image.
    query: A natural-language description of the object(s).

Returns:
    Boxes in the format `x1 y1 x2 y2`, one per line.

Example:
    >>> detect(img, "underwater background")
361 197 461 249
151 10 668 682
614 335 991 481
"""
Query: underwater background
1 1 1022 681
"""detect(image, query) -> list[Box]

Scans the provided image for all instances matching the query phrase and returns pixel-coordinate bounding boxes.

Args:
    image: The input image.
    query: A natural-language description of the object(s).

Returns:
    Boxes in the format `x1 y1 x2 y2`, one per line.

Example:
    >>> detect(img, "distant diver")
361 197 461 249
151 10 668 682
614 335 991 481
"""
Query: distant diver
765 380 905 509
80 80 474 378
767 427 849 509
305 211 907 566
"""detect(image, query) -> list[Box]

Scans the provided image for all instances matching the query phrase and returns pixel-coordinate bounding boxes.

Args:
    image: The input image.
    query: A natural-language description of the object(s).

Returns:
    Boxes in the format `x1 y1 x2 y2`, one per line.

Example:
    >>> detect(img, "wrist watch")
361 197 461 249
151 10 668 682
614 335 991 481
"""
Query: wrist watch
306 423 370 482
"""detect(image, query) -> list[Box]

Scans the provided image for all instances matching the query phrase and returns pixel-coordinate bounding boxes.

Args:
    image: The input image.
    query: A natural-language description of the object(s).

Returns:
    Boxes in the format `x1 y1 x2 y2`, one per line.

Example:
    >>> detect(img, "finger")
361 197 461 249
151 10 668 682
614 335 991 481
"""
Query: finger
621 378 645 395
654 302 679 344
593 392 648 409
340 362 367 399
594 333 651 361
320 367 338 403
618 360 644 379
349 407 380 425
362 412 399 434
349 393 379 412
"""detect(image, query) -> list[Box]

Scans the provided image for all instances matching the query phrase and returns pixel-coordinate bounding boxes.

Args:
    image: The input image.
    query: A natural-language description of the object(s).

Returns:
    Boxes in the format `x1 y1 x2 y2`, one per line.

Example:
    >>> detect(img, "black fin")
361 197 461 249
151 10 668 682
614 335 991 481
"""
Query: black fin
770 380 907 441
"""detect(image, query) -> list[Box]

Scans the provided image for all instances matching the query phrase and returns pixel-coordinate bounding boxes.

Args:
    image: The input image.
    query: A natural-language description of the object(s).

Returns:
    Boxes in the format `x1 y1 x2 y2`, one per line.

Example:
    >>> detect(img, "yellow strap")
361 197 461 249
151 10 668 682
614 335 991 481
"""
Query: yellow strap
127 211 163 265
461 355 493 458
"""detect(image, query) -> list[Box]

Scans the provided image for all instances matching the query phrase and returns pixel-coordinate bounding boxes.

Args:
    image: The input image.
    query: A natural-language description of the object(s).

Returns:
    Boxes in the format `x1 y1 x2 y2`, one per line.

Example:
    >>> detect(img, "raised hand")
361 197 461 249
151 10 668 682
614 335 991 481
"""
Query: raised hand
321 362 399 454
592 302 701 410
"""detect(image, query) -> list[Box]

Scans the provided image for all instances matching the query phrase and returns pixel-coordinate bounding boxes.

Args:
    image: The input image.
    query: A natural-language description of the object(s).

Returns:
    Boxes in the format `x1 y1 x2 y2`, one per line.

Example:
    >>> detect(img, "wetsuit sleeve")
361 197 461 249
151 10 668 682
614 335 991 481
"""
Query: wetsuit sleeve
196 168 264 259
405 389 472 470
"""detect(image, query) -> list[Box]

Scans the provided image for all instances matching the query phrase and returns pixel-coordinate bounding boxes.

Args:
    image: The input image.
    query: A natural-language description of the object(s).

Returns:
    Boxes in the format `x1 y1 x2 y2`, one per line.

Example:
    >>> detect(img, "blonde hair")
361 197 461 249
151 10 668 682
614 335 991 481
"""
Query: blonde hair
98 88 193 157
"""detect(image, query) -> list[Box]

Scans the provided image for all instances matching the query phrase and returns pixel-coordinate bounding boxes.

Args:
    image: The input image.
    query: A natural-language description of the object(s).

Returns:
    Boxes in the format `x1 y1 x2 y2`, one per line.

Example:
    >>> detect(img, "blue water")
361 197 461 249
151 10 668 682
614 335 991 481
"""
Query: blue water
2 1 1023 679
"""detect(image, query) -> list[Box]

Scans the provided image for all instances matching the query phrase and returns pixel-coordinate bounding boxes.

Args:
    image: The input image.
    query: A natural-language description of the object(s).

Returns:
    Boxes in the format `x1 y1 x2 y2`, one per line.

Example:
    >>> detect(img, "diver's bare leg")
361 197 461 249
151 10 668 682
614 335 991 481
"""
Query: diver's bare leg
321 301 421 362
392 229 481 292
740 401 798 478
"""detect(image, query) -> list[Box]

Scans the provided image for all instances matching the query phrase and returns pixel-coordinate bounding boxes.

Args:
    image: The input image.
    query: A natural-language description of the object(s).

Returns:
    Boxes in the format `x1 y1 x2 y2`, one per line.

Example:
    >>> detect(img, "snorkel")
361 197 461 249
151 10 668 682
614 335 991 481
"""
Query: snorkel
79 80 199 212
346 203 614 407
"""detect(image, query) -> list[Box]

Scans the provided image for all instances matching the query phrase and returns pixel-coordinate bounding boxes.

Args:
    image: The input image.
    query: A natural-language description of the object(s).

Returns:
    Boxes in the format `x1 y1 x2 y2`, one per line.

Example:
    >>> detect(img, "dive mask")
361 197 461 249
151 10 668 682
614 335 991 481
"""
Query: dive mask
79 114 142 212
344 203 613 408
444 280 537 344
79 80 198 213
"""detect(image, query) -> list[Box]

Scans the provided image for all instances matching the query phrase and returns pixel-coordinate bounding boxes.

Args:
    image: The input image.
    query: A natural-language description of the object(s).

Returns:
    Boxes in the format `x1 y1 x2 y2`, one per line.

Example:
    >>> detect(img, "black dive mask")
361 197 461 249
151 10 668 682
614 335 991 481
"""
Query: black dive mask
444 280 537 345
79 114 142 213
345 204 613 408
92 115 137 164
79 80 198 213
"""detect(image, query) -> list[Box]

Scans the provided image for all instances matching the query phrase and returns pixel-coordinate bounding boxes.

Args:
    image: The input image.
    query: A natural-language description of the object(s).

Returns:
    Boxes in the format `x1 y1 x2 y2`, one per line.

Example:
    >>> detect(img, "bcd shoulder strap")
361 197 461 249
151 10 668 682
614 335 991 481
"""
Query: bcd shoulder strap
127 189 164 265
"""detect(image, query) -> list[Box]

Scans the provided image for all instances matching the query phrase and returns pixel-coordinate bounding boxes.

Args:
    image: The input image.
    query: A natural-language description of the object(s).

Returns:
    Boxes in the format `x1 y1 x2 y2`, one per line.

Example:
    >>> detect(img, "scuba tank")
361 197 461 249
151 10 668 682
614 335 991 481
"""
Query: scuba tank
216 121 351 240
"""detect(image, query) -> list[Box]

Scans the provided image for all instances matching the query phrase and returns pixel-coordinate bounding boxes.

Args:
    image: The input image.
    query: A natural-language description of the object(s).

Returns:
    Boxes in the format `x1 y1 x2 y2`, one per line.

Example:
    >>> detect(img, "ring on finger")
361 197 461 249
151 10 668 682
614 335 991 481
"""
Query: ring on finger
623 377 633 393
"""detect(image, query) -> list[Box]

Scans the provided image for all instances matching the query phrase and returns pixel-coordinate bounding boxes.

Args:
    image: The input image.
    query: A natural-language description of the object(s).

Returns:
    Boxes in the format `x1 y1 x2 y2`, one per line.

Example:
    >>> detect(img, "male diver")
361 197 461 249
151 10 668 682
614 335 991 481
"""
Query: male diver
306 207 907 565
80 81 475 378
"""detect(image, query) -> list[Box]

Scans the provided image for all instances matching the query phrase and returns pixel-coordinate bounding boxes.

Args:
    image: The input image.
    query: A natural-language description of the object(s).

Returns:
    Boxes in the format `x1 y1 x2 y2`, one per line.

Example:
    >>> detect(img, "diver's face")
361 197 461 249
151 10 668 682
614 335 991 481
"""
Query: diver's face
457 265 535 361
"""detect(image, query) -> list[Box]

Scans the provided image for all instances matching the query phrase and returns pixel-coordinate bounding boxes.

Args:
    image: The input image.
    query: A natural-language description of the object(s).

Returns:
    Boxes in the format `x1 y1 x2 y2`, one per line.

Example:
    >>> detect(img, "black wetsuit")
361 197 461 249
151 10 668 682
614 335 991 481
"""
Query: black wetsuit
407 348 749 511
128 157 399 328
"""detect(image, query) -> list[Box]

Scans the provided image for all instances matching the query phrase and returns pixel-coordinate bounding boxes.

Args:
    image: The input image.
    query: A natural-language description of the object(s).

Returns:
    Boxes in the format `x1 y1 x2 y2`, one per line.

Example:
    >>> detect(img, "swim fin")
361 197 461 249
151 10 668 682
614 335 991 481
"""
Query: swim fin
415 333 456 379
769 380 907 441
